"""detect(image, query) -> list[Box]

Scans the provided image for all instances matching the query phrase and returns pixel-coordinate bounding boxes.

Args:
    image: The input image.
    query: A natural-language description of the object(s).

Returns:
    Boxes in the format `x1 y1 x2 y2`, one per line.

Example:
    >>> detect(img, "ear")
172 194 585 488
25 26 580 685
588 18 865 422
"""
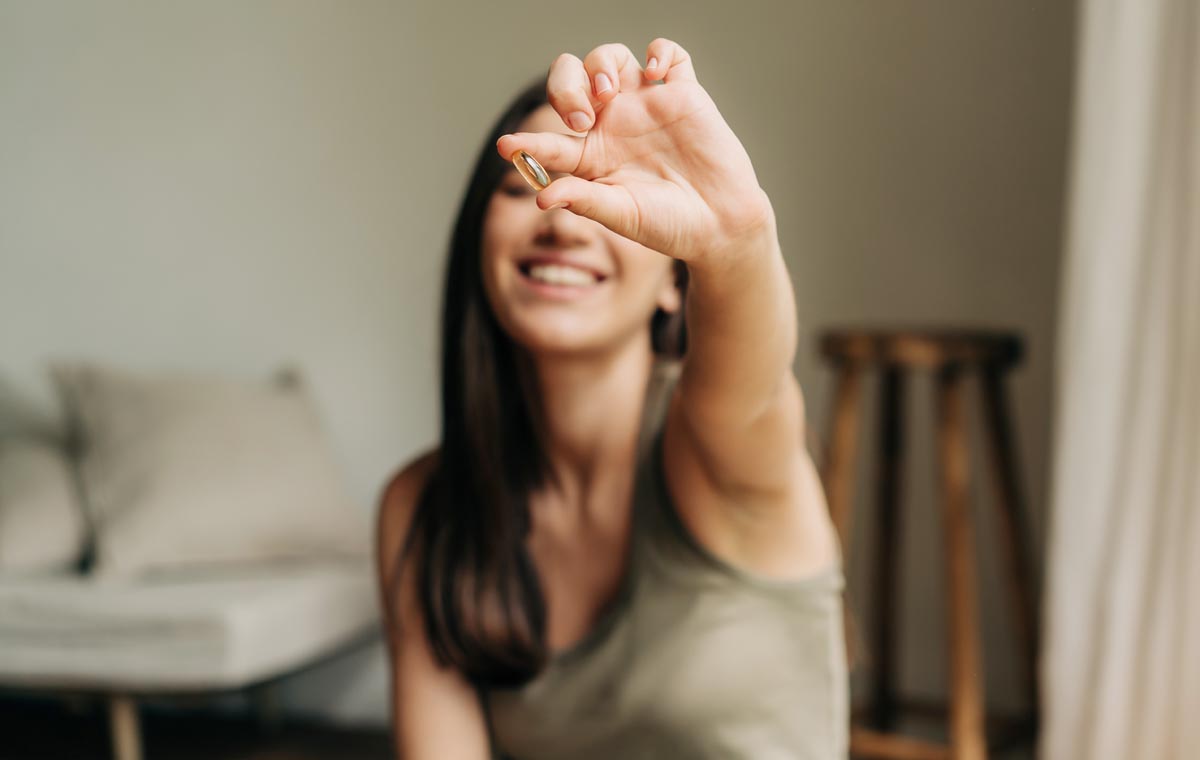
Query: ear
655 260 683 314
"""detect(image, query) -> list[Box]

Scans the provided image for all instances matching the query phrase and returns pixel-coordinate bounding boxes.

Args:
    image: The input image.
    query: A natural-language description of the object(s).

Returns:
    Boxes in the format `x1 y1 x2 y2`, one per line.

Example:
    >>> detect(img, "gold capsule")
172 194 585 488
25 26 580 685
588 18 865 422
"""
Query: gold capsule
512 150 550 191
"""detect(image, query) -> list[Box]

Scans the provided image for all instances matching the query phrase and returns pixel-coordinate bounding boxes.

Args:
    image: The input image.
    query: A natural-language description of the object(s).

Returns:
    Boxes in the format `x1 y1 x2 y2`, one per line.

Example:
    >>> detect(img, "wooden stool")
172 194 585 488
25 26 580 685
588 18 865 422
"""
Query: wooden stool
817 328 1039 760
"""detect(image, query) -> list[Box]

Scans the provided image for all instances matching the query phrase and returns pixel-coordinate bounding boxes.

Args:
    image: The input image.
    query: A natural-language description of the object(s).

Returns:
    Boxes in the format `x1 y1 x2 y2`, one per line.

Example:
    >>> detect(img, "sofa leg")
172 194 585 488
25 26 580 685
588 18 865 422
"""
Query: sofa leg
108 694 143 760
253 682 283 736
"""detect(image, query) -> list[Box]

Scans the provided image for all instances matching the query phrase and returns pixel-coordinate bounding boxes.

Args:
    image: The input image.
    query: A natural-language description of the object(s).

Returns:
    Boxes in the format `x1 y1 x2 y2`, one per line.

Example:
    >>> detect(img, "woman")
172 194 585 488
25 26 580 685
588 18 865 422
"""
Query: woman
377 39 846 759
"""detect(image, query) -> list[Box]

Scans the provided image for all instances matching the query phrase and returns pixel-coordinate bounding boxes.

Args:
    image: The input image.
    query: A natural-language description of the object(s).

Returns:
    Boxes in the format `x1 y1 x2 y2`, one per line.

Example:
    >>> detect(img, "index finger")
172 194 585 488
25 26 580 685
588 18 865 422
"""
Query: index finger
495 131 585 176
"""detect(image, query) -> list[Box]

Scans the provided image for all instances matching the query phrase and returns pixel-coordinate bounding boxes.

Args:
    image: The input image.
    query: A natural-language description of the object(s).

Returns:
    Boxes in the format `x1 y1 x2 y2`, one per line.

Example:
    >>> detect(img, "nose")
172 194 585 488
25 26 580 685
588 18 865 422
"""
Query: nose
534 205 591 247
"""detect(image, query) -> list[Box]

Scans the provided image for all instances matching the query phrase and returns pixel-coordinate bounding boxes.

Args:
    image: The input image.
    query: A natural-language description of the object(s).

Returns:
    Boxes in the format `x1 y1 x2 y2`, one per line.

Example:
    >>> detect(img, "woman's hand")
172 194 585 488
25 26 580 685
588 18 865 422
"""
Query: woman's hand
495 39 775 263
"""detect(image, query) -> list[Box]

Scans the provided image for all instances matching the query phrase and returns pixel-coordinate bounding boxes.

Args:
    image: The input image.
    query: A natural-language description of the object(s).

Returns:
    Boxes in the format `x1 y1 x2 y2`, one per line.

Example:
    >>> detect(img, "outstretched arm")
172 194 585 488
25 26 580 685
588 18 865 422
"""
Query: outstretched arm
496 38 835 577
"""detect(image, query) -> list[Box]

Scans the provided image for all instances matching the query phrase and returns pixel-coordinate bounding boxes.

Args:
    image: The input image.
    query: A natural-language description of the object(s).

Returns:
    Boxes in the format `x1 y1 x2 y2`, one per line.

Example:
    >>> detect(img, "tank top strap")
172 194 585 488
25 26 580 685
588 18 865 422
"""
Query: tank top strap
627 357 681 568
635 356 683 463
629 357 680 561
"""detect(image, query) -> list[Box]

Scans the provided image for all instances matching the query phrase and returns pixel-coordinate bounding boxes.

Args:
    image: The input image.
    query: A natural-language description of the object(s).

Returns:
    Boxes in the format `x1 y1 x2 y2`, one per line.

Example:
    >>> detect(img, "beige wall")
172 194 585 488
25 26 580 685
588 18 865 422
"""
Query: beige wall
0 1 1075 727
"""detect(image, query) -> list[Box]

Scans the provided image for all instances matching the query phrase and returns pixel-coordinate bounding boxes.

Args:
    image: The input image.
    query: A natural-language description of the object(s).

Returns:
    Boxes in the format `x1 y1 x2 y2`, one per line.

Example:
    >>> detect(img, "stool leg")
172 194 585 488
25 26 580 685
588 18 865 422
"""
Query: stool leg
935 365 987 760
979 367 1040 726
870 367 906 731
822 360 864 548
108 694 143 760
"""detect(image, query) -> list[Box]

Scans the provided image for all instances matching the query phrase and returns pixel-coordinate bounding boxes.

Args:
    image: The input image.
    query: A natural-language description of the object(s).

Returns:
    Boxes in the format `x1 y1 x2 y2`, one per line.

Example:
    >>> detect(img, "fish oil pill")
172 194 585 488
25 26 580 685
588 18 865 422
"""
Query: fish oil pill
512 150 550 191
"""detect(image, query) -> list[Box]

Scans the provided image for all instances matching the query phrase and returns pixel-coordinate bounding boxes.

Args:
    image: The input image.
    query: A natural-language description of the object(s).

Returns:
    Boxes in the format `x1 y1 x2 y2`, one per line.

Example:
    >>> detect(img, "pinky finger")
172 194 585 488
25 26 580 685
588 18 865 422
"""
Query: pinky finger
644 38 697 83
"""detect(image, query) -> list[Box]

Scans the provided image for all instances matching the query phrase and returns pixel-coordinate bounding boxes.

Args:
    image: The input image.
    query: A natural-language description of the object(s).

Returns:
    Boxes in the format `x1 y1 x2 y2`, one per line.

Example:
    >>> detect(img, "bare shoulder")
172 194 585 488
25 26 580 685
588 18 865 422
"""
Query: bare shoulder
376 451 439 540
375 447 441 597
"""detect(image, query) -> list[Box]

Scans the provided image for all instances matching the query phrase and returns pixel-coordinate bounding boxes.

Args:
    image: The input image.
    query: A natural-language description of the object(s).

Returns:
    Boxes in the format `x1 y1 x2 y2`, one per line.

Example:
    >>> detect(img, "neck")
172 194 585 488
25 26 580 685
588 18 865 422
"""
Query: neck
524 336 658 506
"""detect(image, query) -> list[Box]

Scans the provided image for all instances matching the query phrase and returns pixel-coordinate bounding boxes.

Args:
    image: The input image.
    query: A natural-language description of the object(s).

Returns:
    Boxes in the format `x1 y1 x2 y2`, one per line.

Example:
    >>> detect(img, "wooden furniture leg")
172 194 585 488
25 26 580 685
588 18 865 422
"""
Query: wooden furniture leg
823 360 864 548
254 681 284 736
108 694 143 760
935 365 986 760
979 367 1040 725
870 367 906 731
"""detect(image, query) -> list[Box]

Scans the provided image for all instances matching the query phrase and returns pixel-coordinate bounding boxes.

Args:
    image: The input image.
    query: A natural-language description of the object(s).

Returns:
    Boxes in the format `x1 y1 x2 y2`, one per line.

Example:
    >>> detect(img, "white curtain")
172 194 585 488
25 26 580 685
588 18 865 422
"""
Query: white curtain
1042 0 1200 757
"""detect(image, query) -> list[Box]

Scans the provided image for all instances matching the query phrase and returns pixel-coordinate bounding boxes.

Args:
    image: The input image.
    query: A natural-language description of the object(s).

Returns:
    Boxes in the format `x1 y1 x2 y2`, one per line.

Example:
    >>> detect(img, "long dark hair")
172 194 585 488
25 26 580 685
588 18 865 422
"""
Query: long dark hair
400 78 688 689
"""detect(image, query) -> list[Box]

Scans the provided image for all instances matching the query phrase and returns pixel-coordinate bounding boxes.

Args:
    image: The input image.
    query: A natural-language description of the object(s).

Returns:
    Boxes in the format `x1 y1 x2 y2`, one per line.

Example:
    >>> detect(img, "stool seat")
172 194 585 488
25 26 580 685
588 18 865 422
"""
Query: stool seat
820 328 1023 369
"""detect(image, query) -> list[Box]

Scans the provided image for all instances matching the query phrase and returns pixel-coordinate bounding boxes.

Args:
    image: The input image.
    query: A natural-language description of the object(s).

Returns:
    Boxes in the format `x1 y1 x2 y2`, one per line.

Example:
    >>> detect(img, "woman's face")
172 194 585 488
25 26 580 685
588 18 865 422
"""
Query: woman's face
481 104 680 358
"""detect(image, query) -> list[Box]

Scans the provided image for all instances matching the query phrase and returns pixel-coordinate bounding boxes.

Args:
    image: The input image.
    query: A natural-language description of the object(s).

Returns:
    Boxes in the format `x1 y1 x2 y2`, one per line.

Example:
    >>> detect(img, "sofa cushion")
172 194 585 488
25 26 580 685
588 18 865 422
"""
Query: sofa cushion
0 558 378 691
52 363 369 579
0 438 87 575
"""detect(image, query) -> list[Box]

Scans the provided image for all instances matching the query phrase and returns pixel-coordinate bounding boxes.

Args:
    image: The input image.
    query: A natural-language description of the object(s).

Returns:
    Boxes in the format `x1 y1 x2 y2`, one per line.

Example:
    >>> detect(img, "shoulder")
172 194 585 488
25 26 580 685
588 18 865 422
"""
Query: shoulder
375 447 441 593
379 448 440 517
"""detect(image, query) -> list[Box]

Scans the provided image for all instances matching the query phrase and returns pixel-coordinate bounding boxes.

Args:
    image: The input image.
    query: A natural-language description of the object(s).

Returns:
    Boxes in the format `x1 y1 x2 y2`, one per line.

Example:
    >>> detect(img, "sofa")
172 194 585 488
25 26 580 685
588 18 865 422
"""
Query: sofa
0 362 381 760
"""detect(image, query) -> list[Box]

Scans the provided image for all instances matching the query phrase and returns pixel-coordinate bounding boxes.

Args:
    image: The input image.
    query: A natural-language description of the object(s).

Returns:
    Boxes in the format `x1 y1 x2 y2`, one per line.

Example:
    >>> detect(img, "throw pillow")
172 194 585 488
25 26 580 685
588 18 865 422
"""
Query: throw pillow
52 363 369 579
0 437 88 574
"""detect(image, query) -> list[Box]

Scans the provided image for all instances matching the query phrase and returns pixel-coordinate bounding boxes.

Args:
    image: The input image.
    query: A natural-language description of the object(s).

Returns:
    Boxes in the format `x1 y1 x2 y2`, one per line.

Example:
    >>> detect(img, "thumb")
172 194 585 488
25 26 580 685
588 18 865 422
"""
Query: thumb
537 176 639 241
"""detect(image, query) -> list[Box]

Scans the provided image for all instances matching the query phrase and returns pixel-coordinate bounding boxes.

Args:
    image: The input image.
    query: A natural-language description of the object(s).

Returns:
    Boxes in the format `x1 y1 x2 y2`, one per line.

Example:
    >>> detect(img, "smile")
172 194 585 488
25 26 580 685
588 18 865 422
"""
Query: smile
521 263 604 286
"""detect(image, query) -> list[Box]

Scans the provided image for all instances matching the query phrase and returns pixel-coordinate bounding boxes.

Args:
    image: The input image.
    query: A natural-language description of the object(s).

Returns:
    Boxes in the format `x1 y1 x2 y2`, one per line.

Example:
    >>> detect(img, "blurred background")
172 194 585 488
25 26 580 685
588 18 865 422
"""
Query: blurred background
1 1 1193 759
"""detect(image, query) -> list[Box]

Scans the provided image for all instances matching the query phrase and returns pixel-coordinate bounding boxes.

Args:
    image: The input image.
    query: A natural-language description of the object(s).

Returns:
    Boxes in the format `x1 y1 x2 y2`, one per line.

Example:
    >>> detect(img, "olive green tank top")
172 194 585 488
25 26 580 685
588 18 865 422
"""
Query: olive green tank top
486 358 848 760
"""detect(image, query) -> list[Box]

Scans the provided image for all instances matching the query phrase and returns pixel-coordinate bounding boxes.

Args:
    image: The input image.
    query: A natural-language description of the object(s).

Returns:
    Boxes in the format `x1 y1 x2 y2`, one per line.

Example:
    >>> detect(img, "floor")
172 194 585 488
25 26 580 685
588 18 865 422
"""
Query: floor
0 695 392 760
1 694 1037 760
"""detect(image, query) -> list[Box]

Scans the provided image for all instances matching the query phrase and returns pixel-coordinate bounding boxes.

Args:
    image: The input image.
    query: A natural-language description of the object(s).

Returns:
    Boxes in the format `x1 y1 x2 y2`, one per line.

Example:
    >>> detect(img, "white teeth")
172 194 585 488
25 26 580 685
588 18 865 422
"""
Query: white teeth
526 264 600 287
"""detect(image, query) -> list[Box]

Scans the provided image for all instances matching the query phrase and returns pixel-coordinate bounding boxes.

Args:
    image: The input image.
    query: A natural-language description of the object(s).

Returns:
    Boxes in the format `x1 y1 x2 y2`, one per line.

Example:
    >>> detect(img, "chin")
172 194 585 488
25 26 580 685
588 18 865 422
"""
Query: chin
506 323 610 358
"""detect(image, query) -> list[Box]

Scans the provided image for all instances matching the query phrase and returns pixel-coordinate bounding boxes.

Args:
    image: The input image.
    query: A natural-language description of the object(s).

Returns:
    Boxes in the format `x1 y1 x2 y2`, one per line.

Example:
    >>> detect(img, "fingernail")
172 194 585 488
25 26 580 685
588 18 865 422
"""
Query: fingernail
546 201 570 211
568 111 591 131
594 72 612 95
647 57 658 70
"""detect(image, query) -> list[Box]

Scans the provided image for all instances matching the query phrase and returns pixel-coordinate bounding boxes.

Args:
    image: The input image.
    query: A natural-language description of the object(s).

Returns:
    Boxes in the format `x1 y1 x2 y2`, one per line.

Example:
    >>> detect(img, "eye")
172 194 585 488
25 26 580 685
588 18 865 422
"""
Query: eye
499 183 535 198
